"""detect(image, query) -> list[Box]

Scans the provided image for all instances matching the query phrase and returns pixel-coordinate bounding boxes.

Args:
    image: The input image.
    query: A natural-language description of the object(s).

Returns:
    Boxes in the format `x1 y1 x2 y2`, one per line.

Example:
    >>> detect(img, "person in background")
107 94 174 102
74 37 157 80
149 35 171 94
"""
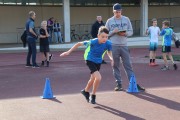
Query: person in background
160 20 178 71
53 19 63 43
91 16 107 64
145 18 160 66
47 17 54 43
25 11 39 68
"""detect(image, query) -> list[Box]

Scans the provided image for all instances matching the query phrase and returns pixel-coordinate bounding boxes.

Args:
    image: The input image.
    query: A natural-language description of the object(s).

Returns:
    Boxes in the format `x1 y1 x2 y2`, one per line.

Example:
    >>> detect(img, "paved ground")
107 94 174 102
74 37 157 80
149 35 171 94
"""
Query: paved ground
0 47 180 120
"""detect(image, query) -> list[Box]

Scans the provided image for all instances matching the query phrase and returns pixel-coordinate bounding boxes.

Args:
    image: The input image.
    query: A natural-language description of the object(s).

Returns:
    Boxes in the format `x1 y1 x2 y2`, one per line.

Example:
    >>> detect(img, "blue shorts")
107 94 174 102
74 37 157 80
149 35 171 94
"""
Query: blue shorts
149 42 158 51
162 46 171 53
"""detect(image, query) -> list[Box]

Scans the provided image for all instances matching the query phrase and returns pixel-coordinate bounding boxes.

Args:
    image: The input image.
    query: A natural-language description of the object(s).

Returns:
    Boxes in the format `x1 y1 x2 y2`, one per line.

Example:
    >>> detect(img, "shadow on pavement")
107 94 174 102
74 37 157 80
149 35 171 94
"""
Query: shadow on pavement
94 103 145 120
132 92 180 111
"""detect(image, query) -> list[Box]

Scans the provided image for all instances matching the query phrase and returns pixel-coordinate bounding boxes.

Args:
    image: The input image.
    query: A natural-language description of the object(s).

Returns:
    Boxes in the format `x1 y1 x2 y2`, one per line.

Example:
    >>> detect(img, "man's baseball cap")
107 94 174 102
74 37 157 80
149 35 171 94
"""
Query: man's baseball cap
113 3 122 11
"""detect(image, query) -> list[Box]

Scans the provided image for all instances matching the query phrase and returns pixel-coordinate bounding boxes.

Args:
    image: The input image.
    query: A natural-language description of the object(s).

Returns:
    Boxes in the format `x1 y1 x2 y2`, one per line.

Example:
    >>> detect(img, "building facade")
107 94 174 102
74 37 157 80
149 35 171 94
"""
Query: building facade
0 0 180 43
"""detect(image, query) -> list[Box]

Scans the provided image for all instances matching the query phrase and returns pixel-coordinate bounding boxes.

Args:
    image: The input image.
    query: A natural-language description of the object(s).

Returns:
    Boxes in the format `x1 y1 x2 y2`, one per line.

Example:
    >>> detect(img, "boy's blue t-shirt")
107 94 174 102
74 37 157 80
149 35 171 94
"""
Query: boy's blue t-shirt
83 38 112 64
160 28 173 46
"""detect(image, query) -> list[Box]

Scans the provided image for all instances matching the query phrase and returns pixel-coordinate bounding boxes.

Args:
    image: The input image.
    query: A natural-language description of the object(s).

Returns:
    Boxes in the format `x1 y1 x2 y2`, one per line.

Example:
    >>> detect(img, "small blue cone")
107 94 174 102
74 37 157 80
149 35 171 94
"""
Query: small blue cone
41 78 55 99
127 75 139 93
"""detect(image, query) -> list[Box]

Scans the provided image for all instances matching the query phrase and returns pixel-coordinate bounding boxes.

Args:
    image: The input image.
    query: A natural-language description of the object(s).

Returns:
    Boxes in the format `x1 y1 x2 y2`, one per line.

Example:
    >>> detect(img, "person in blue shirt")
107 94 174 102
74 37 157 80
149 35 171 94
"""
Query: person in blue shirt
25 11 39 68
60 26 113 104
160 20 178 71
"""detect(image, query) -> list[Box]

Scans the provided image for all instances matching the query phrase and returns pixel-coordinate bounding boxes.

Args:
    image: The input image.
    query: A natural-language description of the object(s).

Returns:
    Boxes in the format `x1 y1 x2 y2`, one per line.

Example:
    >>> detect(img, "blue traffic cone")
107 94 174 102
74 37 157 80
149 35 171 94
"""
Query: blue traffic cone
41 78 55 99
127 75 139 93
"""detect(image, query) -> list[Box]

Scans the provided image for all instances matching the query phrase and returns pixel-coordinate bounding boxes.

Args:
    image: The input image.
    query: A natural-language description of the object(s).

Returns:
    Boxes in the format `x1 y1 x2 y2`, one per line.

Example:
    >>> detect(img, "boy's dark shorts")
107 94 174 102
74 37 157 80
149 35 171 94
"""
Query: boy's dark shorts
162 46 171 53
86 60 101 74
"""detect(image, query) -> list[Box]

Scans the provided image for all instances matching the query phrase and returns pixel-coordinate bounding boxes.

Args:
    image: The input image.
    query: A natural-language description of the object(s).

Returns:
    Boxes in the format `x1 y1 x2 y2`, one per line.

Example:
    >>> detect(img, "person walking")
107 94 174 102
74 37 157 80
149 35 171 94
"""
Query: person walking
160 20 178 71
60 26 113 104
25 11 39 68
91 16 107 64
146 18 160 66
105 3 145 91
39 20 51 67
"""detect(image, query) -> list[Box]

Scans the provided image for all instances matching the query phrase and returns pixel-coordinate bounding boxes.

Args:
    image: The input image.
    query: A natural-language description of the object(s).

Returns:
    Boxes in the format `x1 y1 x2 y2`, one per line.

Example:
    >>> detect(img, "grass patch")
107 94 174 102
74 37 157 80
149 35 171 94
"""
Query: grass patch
145 55 180 61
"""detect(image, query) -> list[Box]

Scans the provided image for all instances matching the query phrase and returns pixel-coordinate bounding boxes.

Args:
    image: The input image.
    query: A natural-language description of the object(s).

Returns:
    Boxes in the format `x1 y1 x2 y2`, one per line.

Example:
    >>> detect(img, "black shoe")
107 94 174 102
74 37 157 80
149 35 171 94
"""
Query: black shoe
25 64 32 67
173 64 178 70
49 54 53 61
41 61 45 66
46 61 49 67
32 64 40 68
102 60 107 64
89 95 96 104
114 84 123 91
137 84 145 91
81 89 90 102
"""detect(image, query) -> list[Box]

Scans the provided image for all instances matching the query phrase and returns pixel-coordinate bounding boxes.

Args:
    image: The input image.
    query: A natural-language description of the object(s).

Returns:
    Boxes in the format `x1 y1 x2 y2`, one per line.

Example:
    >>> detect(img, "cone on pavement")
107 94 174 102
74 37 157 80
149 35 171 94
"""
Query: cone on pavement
41 78 55 99
127 75 139 93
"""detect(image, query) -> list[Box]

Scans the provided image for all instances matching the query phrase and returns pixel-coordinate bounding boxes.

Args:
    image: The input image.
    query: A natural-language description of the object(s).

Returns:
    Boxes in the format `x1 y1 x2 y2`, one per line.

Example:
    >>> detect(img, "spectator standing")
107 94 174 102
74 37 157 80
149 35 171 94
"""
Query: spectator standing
53 19 63 43
91 16 107 64
47 17 54 43
25 11 39 68
145 18 160 66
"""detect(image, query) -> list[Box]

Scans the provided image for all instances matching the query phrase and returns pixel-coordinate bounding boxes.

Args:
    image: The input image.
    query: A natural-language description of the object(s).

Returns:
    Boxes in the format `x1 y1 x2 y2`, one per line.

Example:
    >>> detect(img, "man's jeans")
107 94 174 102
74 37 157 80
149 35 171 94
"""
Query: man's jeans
54 31 63 43
26 37 37 66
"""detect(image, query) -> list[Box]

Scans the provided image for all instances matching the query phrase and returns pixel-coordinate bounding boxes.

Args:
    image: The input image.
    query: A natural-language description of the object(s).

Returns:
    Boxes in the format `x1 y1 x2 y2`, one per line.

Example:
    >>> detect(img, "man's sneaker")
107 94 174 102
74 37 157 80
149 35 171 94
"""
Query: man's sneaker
25 64 32 67
161 66 169 71
32 64 40 68
173 64 178 70
89 95 96 104
81 89 90 102
137 84 145 91
114 84 123 91
102 60 107 64
49 54 53 61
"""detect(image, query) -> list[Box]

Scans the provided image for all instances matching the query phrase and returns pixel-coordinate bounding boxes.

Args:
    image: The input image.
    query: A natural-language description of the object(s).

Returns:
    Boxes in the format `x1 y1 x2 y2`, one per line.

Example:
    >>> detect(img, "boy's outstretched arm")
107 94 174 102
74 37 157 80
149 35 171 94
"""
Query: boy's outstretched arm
60 42 84 57
107 51 114 66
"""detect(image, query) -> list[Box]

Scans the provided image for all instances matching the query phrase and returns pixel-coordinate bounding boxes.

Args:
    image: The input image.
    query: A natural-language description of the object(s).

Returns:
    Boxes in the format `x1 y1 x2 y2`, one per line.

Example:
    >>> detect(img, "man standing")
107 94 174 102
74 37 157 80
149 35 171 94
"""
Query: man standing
91 16 107 64
105 3 145 91
25 11 39 68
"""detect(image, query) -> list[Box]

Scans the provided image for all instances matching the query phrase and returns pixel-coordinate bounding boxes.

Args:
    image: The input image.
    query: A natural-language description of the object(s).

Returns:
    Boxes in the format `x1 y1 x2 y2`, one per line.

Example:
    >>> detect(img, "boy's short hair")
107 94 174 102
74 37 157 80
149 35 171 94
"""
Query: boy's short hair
151 18 157 22
162 20 170 27
98 26 109 35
